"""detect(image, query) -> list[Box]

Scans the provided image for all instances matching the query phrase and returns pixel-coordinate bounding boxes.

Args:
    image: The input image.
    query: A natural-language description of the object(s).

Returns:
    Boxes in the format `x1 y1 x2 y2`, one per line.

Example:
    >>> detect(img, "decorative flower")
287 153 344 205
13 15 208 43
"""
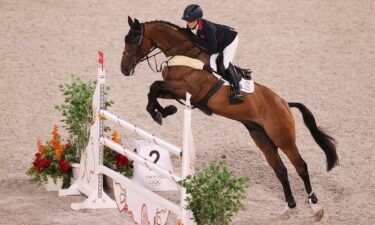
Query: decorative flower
115 153 129 169
103 131 133 178
37 140 45 154
33 160 41 173
27 125 71 186
54 146 63 160
35 153 41 159
112 131 121 144
58 158 70 172
40 159 52 168
52 125 59 139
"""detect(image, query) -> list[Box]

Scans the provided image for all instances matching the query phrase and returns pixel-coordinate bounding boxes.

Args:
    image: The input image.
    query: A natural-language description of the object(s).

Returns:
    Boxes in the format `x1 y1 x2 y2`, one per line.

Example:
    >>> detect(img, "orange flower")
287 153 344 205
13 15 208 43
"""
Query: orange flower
50 126 62 150
55 146 63 159
52 125 59 139
112 131 121 144
37 140 46 153
50 138 61 150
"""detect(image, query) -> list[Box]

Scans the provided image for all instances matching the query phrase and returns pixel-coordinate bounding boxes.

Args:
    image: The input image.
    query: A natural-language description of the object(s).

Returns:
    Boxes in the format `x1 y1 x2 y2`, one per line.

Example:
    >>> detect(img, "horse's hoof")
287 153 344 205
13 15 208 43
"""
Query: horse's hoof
309 200 324 221
153 112 162 125
314 208 324 221
164 105 177 116
278 204 296 220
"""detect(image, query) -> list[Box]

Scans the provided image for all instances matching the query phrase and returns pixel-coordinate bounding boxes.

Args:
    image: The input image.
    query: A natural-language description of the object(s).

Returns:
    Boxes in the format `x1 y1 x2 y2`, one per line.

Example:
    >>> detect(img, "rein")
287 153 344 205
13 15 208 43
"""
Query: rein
138 37 194 73
124 23 213 109
126 24 200 73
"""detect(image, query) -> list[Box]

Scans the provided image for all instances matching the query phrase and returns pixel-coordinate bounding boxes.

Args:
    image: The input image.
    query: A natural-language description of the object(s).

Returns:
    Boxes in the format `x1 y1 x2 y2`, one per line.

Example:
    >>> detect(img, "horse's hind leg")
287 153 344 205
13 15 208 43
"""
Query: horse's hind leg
278 143 324 221
243 122 296 217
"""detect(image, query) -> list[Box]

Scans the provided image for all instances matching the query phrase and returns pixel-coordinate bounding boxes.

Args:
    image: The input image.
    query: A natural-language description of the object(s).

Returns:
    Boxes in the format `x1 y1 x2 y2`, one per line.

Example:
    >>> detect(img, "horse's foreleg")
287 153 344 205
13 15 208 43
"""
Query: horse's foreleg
147 81 164 125
154 90 178 118
147 80 185 125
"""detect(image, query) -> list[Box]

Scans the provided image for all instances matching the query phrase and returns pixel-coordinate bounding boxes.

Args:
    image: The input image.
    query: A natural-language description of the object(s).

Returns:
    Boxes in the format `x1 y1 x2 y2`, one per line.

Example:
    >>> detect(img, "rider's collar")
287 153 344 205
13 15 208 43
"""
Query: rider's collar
189 19 202 35
197 19 202 30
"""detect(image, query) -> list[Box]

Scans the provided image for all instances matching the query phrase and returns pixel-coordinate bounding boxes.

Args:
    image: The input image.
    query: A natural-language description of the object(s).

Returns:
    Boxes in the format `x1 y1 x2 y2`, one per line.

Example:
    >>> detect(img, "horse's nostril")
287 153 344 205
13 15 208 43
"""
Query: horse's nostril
121 67 128 76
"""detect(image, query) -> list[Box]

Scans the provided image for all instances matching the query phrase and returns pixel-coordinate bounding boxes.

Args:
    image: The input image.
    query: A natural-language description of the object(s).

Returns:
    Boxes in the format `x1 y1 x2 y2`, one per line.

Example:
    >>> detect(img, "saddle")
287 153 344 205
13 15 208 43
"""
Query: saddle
167 54 254 115
167 54 252 81
210 52 252 81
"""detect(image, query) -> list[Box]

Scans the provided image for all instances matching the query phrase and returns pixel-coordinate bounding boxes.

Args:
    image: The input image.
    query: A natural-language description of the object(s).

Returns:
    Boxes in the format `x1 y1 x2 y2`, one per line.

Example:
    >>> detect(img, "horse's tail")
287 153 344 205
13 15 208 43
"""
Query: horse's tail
288 102 338 171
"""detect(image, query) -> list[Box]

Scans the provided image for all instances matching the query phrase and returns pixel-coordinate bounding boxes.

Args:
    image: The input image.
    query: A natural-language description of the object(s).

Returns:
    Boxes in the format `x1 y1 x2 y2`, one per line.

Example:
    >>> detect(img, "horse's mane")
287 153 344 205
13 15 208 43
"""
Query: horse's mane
143 20 209 54
144 20 184 31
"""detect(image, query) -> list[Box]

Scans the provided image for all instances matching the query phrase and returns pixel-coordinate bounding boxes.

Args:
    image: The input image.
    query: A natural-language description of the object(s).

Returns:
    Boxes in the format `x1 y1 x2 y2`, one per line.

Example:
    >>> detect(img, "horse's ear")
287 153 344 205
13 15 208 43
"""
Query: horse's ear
128 16 134 28
134 18 141 29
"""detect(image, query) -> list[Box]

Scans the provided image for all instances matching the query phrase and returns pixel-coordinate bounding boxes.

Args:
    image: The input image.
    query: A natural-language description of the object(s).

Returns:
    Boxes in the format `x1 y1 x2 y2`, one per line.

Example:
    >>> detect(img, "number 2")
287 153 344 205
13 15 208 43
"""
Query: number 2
149 150 160 164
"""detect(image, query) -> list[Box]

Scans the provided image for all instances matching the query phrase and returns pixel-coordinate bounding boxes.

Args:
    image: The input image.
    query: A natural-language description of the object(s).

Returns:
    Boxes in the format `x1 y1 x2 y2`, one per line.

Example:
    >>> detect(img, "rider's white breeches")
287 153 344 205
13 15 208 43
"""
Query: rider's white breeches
223 35 238 69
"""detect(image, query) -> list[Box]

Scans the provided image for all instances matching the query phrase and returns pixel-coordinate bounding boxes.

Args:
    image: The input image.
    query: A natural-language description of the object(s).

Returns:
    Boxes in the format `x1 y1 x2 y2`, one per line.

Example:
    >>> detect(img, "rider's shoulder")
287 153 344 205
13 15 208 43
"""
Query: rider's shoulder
201 19 216 30
201 19 212 25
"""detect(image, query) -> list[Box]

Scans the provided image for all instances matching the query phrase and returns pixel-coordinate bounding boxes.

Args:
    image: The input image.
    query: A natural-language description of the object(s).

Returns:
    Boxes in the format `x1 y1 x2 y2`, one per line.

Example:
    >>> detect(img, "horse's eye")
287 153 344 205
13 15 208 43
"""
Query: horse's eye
125 34 132 43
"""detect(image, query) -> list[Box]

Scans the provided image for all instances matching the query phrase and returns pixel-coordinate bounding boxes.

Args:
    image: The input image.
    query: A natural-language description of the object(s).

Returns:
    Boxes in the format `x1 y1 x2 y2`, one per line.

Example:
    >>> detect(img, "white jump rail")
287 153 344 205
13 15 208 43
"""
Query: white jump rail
100 110 182 156
59 56 196 225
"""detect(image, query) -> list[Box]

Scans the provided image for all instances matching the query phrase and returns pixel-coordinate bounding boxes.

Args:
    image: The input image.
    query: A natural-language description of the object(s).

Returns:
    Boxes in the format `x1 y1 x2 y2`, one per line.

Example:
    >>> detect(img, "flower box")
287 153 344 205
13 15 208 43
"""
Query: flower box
45 177 63 191
71 163 80 182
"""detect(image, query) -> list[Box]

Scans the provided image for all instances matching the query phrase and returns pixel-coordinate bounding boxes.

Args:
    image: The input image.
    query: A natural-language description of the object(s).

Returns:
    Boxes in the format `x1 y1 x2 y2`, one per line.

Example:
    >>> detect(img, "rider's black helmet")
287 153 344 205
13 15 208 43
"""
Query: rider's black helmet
182 4 203 21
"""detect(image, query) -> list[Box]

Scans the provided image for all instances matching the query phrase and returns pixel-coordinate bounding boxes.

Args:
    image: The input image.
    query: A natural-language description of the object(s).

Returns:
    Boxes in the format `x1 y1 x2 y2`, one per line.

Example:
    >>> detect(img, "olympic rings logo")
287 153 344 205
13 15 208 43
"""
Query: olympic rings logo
149 180 161 186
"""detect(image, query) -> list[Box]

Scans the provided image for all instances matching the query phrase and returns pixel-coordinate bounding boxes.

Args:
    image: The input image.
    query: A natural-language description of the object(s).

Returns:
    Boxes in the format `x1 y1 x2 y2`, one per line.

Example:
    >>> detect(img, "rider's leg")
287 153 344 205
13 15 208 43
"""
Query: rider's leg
223 35 243 104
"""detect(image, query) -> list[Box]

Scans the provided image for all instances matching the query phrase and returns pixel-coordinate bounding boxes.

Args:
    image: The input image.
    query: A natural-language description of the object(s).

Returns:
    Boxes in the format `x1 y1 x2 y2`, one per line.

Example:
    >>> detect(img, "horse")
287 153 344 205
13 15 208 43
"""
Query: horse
121 16 338 220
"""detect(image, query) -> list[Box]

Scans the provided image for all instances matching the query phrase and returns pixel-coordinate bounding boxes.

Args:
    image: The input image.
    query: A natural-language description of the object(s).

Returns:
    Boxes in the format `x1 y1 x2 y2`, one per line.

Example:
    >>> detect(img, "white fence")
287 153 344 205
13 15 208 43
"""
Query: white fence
59 64 196 225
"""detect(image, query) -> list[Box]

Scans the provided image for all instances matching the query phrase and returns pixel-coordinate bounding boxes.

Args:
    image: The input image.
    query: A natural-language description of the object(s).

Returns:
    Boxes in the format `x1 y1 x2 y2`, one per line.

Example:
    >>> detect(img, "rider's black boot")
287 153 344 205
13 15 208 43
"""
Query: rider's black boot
226 63 244 104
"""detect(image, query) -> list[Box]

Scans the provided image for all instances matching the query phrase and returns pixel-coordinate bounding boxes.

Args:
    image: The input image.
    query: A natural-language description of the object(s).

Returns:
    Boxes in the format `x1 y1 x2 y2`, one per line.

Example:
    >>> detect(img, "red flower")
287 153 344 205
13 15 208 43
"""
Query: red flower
33 160 41 173
115 153 129 169
58 158 70 172
40 159 51 168
35 153 41 159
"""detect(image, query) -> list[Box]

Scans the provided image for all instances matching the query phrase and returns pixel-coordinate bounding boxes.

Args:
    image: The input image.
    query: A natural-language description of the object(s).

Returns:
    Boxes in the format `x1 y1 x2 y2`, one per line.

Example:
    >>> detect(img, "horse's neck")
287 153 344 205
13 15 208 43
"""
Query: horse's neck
146 23 207 60
145 24 185 56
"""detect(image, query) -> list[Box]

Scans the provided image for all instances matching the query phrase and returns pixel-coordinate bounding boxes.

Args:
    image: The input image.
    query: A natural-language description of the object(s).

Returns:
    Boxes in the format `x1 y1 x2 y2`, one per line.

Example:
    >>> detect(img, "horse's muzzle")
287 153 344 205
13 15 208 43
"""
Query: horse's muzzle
121 65 135 76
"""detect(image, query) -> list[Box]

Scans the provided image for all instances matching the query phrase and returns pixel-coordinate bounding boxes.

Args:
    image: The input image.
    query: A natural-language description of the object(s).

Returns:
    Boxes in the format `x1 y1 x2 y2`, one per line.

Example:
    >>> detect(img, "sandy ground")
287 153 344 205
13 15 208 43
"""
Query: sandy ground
1 0 375 224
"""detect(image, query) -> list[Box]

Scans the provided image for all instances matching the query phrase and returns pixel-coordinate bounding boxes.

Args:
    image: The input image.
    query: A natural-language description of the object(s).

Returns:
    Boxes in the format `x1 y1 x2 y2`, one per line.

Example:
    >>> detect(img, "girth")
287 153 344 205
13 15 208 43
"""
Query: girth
192 79 225 115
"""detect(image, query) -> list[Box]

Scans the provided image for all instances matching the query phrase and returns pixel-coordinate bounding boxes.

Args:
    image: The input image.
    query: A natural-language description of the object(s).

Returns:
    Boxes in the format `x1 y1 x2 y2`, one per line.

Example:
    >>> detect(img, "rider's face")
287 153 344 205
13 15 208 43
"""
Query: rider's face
187 20 198 29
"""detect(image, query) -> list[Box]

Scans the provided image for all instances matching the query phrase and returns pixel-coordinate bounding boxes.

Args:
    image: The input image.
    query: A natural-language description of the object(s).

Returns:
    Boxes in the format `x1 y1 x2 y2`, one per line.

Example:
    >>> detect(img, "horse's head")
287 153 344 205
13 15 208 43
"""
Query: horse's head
121 16 154 76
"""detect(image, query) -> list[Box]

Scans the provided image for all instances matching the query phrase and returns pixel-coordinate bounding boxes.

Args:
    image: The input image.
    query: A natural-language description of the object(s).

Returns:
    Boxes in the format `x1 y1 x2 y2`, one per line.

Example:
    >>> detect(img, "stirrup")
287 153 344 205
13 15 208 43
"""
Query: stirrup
230 94 244 104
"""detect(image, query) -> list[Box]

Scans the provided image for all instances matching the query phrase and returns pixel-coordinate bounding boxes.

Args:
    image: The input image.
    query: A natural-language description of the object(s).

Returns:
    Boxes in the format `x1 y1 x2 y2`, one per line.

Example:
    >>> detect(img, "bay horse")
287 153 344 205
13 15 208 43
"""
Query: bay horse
121 16 338 220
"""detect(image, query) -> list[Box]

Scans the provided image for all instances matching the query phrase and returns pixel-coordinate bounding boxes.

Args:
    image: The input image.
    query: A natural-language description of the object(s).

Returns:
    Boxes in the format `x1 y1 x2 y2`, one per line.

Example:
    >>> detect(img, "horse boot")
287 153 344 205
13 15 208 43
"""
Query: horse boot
226 63 244 104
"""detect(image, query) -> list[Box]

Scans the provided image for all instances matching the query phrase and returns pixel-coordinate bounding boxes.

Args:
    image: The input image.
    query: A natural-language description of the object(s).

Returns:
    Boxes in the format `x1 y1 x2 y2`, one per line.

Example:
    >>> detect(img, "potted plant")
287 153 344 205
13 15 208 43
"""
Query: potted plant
26 125 71 191
55 75 113 180
103 131 133 189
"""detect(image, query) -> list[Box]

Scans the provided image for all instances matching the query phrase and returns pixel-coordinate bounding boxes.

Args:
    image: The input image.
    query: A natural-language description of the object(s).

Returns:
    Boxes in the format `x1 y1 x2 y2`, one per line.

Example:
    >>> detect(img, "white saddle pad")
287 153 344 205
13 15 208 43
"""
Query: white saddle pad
210 53 254 93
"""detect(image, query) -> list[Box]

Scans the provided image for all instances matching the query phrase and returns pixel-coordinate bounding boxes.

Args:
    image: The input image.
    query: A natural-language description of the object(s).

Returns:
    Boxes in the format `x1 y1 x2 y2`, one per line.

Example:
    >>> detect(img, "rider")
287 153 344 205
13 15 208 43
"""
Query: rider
181 4 244 104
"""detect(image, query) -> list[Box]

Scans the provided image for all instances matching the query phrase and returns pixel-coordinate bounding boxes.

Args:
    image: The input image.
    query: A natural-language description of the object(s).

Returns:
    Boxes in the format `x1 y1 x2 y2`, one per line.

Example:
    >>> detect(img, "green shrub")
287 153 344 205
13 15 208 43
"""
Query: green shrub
55 75 113 163
178 155 250 225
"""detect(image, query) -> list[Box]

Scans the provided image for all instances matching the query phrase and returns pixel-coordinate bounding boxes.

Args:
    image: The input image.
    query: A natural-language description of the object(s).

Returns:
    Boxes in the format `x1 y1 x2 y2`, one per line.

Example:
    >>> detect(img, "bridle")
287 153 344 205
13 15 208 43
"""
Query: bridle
123 23 196 73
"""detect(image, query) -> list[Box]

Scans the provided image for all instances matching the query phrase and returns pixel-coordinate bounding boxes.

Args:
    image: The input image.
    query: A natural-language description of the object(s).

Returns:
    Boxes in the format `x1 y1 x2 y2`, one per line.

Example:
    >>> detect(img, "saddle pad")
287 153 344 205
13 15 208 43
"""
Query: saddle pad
168 55 255 93
168 55 204 70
